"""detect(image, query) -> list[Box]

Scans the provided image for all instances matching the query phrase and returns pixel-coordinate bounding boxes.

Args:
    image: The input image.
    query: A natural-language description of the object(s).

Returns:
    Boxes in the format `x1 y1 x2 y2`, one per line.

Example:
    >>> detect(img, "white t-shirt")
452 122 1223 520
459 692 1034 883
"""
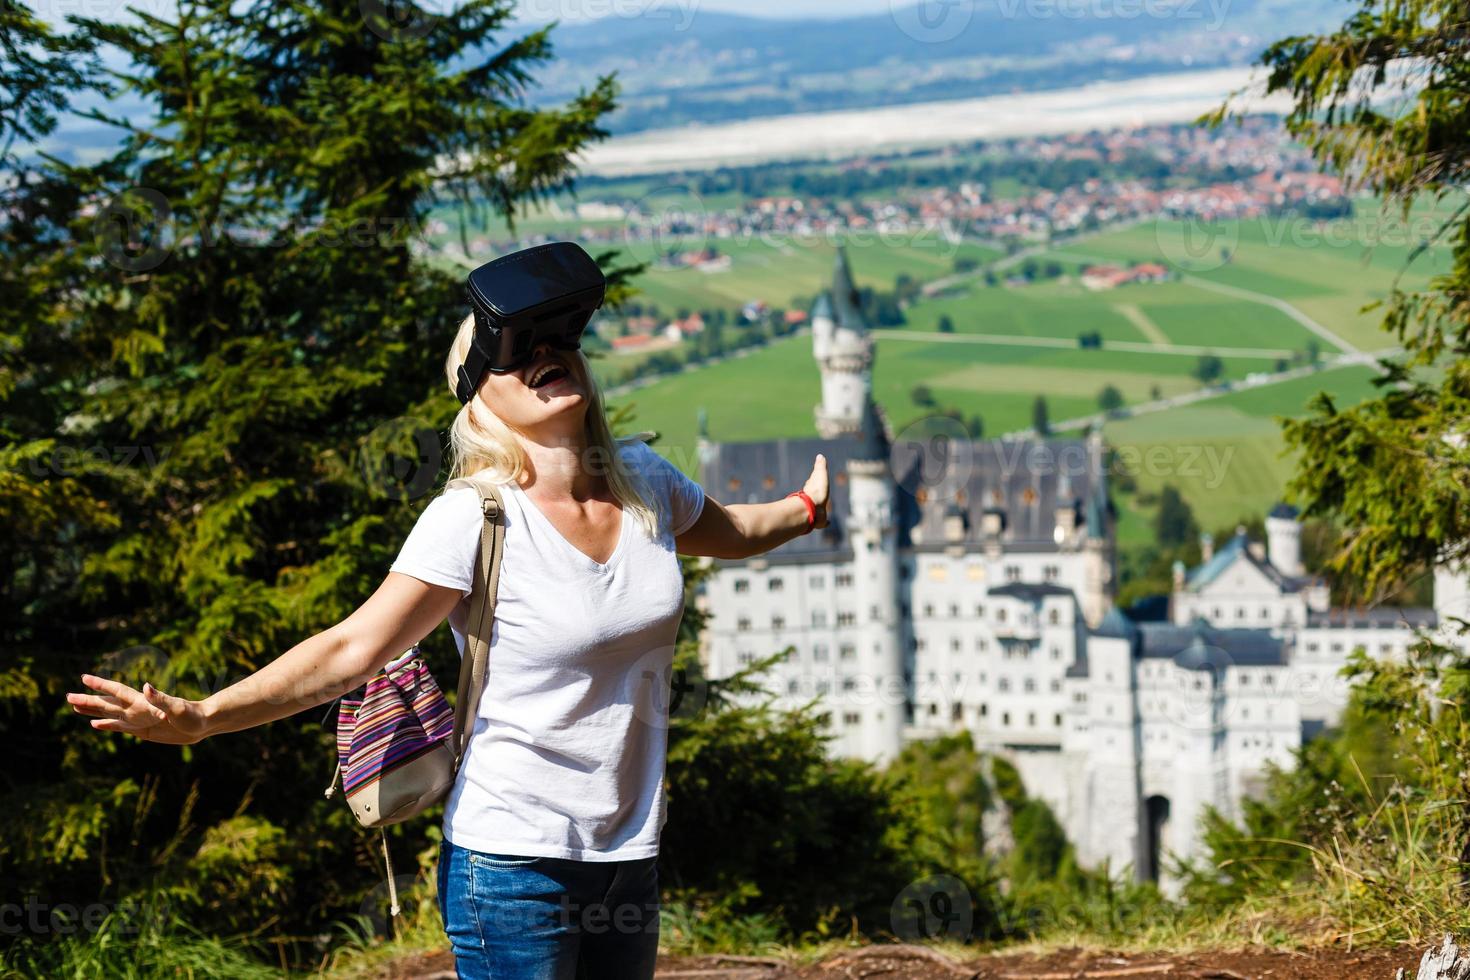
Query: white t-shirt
388 439 706 861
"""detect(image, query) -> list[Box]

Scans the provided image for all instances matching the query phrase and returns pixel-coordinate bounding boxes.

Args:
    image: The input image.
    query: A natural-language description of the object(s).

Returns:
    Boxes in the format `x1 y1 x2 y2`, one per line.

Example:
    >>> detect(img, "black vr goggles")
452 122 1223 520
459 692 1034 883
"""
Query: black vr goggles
455 241 607 405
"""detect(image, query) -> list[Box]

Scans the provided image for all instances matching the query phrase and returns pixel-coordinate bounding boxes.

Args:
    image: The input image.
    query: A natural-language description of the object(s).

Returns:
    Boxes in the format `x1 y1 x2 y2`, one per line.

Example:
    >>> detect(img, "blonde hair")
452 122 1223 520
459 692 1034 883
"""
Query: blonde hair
443 312 662 538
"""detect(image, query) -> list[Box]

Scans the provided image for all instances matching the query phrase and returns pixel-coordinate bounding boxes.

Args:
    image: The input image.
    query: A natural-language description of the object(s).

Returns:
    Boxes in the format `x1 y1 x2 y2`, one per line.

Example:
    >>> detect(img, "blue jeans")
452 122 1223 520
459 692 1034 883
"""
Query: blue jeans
436 837 660 980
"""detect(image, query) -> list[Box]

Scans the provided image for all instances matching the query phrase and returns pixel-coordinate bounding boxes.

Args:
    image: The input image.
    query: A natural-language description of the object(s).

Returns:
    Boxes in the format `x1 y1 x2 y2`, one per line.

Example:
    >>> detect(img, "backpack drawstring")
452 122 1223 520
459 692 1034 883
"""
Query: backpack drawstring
381 828 400 917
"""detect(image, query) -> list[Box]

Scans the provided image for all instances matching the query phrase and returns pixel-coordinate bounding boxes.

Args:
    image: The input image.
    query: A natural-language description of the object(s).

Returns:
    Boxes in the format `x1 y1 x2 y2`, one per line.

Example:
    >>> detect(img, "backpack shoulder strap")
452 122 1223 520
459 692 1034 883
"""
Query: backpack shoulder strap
444 477 508 772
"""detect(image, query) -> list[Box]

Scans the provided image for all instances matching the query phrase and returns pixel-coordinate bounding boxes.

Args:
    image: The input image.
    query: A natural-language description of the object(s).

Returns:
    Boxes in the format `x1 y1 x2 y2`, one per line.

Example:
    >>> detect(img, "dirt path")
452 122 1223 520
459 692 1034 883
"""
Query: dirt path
382 943 1424 980
1112 302 1172 347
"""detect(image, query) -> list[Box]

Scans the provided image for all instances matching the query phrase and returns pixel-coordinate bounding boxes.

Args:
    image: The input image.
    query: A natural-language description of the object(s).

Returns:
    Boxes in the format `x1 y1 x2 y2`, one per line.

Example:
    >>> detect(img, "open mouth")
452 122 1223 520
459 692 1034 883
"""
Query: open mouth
526 361 572 390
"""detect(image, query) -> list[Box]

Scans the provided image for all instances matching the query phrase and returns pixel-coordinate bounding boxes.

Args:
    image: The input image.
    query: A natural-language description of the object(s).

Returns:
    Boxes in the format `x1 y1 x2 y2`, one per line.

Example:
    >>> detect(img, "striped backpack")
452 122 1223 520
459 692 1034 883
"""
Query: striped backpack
323 478 506 916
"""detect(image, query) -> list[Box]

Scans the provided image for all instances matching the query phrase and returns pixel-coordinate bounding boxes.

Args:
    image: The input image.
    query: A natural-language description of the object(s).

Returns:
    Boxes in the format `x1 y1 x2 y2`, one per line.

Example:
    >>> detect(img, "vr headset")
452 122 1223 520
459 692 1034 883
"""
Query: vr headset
455 241 607 405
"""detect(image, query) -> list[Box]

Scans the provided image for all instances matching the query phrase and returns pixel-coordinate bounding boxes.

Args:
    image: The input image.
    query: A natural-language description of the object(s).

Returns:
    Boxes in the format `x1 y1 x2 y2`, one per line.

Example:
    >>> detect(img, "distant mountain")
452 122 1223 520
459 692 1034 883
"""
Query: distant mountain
518 0 1345 133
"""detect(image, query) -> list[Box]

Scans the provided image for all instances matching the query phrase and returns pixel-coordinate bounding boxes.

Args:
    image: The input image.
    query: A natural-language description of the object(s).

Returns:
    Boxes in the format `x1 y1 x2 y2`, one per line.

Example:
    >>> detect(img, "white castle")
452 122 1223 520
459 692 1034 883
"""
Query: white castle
694 249 1464 889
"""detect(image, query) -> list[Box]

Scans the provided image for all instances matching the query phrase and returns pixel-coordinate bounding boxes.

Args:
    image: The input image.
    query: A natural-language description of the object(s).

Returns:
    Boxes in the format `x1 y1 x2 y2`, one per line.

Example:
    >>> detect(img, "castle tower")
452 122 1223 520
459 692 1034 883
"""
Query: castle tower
1265 503 1304 577
812 248 875 439
846 452 905 761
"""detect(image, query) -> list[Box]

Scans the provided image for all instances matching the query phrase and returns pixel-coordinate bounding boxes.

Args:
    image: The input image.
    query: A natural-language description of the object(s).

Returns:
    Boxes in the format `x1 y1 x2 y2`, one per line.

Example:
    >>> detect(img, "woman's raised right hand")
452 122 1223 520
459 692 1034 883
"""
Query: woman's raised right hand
66 674 212 745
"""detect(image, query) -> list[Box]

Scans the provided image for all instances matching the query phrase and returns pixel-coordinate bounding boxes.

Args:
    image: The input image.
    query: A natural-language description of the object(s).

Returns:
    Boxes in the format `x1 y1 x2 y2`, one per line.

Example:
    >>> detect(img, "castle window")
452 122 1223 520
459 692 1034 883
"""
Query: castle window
916 487 928 504
1331 642 1344 653
836 571 854 588
737 617 751 631
788 679 800 694
1050 679 1061 693
762 475 776 489
727 478 742 492
771 615 785 631
1027 711 1036 726
997 608 1007 623
840 644 855 660
928 703 938 716
814 644 829 662
1260 607 1270 619
998 678 1010 692
842 677 856 691
979 703 988 717
810 574 825 588
1050 646 1061 660
916 637 927 651
812 610 827 627
816 680 829 693
768 577 784 592
1053 713 1062 727
1306 642 1320 653
924 603 935 617
950 637 962 652
1048 609 1060 625
836 611 856 627
738 651 754 665
949 603 960 617
1002 712 1011 726
952 703 964 722
843 712 860 725
1024 678 1036 693
870 604 880 621
734 579 749 593
975 605 985 617
1005 565 1021 581
975 638 987 652
1044 565 1059 581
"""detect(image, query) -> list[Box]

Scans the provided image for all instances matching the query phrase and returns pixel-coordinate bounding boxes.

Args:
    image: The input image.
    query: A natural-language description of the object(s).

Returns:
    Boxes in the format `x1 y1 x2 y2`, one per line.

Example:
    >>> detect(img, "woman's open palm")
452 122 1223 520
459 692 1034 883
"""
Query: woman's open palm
67 674 210 745
803 453 831 528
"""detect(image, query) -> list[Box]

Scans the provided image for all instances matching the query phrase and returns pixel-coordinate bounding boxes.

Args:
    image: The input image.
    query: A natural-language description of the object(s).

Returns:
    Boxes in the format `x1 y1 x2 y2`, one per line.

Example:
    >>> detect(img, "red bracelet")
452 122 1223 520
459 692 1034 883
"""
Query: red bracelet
787 490 816 533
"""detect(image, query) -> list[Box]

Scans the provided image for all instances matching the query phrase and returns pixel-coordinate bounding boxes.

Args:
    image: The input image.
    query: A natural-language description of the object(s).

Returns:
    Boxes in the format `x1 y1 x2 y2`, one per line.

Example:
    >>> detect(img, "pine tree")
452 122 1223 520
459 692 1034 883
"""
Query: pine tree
2 0 621 949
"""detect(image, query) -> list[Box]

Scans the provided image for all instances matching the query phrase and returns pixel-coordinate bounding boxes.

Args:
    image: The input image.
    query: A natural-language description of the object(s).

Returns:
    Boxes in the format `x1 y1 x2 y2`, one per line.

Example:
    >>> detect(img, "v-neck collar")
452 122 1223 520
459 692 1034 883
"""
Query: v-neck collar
508 483 632 573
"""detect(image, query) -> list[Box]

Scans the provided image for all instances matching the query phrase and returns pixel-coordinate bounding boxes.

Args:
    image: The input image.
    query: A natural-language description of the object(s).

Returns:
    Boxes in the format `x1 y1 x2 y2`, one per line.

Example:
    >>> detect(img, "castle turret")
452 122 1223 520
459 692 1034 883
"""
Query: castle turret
846 452 905 761
813 248 875 439
1265 502 1304 577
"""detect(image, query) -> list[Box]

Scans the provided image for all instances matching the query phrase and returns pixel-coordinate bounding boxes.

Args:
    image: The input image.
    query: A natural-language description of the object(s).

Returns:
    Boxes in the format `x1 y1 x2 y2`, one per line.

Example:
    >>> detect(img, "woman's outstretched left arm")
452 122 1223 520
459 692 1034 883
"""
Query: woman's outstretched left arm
675 454 829 560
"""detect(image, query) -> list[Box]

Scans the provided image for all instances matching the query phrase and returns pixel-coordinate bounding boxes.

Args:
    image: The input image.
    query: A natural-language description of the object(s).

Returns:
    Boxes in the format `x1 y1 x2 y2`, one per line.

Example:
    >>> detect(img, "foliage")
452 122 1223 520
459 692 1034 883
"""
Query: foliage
1206 0 1470 601
0 0 622 966
1152 485 1198 550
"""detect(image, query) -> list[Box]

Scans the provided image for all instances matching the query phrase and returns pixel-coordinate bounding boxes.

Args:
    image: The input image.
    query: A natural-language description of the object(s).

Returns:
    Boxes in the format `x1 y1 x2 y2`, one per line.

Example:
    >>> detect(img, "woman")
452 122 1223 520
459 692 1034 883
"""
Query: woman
65 308 830 979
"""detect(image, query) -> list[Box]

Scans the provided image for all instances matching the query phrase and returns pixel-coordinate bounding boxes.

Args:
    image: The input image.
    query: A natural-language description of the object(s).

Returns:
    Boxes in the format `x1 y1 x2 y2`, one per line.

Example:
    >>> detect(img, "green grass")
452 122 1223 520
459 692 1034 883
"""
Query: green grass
1103 365 1382 546
1060 201 1456 352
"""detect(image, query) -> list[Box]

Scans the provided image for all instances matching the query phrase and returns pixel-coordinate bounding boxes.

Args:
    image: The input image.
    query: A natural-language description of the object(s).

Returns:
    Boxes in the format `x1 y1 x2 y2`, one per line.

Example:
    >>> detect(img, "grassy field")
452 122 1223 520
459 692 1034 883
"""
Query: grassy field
624 233 1000 315
1058 202 1456 353
604 206 1435 544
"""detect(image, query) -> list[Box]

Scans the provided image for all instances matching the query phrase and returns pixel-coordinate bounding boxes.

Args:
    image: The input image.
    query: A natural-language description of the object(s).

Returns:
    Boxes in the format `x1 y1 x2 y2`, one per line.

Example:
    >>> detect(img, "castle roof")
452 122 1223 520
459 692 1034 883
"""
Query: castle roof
702 436 1109 565
1136 620 1286 669
1268 502 1300 520
1184 530 1315 593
